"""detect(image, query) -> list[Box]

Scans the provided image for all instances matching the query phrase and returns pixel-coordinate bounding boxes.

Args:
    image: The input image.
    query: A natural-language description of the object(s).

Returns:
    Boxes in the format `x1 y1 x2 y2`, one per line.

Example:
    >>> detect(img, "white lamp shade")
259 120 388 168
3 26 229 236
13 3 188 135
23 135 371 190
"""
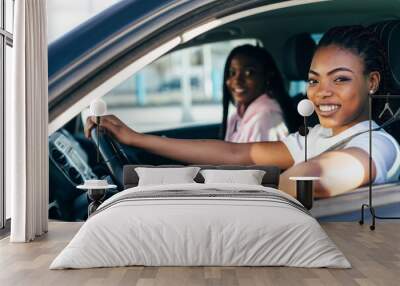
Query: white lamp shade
90 99 107 116
297 99 315 117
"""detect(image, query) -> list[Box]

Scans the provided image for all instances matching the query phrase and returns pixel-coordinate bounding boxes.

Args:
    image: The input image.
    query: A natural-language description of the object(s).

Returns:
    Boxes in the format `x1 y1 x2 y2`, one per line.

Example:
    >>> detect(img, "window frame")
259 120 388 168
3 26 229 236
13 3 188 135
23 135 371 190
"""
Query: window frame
0 0 14 230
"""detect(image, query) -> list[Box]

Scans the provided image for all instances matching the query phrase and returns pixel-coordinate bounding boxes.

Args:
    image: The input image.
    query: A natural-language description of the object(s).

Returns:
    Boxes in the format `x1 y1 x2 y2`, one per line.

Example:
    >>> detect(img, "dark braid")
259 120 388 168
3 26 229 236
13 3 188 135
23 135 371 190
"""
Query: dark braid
316 25 391 121
220 44 299 139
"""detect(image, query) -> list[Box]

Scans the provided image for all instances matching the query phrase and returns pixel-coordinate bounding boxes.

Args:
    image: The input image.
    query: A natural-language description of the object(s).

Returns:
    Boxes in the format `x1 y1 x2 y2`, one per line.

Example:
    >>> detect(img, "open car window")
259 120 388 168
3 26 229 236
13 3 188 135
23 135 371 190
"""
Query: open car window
48 0 122 43
288 33 323 98
101 39 260 132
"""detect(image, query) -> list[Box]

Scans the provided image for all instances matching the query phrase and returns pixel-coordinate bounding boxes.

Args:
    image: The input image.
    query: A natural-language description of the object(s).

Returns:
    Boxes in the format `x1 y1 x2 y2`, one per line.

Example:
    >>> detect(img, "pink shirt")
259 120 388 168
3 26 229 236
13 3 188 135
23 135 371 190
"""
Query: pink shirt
225 94 288 143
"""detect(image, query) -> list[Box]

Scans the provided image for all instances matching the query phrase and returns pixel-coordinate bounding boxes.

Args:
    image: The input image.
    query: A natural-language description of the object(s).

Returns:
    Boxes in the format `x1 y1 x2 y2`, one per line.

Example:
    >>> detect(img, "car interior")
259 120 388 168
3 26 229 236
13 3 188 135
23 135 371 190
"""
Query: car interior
48 0 400 221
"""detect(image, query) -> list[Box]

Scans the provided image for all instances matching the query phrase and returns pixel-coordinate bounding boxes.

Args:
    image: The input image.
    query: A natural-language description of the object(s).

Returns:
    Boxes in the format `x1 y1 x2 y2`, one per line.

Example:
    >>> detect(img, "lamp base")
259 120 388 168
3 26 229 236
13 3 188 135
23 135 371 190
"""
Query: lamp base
296 180 314 210
87 188 107 216
289 177 319 210
359 203 400 231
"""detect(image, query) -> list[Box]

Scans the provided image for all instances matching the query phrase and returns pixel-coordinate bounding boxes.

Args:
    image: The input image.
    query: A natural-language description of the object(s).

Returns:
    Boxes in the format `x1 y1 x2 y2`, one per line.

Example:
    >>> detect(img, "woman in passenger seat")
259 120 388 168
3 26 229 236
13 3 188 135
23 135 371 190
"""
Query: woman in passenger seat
85 25 400 199
222 45 298 142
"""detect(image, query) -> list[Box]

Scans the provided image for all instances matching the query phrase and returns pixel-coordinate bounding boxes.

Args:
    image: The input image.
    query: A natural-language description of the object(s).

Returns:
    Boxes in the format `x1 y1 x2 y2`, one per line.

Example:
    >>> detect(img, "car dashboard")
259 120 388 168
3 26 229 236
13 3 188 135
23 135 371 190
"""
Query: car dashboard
49 130 97 186
49 129 118 221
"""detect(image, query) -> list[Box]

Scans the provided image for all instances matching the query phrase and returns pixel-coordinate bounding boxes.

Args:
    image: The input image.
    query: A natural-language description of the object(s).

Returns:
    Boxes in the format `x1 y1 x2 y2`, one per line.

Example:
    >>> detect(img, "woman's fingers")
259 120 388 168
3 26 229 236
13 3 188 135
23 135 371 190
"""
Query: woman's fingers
104 114 121 125
84 114 131 145
84 116 114 138
84 116 96 138
90 115 118 127
92 115 122 137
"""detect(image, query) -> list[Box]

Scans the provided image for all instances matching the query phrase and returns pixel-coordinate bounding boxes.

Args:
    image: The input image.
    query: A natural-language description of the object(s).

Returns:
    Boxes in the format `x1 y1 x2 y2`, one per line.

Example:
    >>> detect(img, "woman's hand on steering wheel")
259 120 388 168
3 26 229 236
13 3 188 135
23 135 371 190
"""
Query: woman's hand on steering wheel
85 114 142 188
84 114 136 145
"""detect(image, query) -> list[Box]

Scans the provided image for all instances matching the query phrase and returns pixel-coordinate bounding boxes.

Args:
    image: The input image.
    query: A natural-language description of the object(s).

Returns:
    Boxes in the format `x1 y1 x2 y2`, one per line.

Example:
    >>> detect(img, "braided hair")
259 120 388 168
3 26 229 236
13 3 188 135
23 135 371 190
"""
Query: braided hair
220 44 299 139
315 25 391 122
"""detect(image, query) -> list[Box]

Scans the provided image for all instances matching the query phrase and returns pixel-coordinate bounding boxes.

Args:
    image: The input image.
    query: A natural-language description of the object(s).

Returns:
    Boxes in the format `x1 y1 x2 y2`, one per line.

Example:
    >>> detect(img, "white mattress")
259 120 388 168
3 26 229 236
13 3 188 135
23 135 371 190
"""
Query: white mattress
50 183 350 269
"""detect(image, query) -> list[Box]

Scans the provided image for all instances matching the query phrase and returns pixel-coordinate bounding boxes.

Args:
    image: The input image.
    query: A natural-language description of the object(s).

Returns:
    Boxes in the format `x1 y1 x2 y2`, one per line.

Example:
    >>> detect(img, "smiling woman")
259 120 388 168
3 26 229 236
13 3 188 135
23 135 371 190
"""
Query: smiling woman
279 25 400 197
85 25 400 200
308 46 372 134
307 27 384 135
280 25 400 196
222 45 299 143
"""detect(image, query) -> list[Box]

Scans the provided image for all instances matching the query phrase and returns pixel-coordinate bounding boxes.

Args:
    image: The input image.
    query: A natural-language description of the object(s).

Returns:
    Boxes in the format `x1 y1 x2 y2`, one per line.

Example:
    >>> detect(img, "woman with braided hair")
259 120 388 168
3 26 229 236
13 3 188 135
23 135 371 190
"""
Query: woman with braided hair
85 25 400 198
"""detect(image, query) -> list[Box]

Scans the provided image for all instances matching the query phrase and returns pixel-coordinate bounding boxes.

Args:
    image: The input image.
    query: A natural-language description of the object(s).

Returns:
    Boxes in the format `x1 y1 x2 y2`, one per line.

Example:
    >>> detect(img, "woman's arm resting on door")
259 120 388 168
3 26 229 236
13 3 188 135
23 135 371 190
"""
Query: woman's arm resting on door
279 147 376 198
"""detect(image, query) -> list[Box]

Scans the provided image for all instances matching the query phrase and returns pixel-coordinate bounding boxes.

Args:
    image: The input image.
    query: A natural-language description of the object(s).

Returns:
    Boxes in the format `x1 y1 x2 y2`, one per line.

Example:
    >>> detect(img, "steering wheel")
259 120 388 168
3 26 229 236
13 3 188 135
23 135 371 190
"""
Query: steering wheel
90 127 138 188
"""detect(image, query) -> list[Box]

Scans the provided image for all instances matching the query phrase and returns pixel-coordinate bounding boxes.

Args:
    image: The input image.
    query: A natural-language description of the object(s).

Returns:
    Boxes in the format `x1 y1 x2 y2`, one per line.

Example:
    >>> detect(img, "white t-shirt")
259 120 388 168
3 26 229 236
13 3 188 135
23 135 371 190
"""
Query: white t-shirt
282 121 400 184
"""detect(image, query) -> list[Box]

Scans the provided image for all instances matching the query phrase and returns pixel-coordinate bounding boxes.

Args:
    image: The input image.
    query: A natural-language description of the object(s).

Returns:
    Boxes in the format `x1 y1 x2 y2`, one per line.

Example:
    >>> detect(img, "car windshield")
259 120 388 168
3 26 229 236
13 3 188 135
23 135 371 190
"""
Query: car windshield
47 0 122 43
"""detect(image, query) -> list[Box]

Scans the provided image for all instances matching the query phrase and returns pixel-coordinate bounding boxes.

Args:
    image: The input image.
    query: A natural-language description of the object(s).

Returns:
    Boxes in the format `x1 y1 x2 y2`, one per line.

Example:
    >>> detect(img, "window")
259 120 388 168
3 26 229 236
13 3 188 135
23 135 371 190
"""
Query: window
288 33 323 98
4 0 12 33
47 0 121 43
102 39 259 132
1 0 14 229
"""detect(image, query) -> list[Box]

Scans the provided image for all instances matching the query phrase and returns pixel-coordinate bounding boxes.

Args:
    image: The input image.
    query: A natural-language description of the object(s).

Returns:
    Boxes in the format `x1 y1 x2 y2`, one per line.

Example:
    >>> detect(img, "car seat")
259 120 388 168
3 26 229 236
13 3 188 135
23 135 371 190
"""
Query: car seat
282 32 318 129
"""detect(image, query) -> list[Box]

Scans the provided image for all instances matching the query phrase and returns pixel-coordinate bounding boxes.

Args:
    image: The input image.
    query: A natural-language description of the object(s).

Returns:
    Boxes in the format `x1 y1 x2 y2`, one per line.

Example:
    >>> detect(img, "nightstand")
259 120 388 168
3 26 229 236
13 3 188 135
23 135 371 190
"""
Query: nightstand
289 176 320 210
77 180 117 216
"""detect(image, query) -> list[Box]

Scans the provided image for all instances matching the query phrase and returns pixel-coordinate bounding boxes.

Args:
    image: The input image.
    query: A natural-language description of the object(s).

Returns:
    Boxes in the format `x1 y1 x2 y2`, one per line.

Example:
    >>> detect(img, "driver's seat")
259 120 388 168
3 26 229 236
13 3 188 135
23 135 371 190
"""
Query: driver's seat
282 32 318 129
369 20 400 144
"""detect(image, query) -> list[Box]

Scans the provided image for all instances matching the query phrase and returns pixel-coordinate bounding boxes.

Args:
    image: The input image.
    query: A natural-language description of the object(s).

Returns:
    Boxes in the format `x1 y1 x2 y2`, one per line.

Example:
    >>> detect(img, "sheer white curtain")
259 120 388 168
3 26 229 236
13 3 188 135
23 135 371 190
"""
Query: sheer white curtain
6 0 48 242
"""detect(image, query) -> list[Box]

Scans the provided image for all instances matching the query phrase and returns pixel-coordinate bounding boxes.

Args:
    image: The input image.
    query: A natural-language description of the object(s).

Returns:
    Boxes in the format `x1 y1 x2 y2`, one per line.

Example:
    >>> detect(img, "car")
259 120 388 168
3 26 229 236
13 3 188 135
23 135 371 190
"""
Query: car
48 0 400 221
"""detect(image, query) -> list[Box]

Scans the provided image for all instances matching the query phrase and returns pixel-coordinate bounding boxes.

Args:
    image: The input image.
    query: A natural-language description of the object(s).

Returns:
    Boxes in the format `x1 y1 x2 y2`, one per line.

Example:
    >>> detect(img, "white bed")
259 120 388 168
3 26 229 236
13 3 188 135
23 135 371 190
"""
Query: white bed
50 183 350 269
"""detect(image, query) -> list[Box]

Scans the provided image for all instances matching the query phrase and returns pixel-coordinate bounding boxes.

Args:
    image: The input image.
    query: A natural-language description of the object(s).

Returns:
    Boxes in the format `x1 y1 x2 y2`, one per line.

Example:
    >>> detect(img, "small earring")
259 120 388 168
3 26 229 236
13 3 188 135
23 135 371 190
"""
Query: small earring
369 89 374 95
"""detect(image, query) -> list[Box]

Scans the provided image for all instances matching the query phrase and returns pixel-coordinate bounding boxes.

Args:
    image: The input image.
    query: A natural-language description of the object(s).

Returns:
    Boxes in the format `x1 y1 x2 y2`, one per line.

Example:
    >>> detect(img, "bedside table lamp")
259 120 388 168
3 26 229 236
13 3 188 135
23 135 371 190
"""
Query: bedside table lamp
291 99 319 210
297 99 315 162
77 180 116 216
359 93 400 230
89 99 107 163
77 99 115 217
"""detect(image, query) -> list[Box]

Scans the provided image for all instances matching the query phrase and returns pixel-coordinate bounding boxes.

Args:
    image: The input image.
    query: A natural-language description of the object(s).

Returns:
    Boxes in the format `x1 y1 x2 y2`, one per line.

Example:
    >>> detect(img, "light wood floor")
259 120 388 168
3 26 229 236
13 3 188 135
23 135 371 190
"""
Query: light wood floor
0 222 399 286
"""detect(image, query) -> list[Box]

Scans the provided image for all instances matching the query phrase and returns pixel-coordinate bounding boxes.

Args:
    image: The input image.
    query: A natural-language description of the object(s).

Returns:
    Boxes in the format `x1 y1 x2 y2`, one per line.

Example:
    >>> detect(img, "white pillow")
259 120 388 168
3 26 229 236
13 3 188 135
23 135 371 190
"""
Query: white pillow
135 167 200 186
200 169 266 185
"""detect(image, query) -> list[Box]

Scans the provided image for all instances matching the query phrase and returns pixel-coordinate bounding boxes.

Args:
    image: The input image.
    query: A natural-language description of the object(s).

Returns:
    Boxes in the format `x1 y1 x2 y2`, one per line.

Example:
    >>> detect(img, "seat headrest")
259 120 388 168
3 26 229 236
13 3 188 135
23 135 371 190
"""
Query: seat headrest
282 33 316 81
369 21 400 93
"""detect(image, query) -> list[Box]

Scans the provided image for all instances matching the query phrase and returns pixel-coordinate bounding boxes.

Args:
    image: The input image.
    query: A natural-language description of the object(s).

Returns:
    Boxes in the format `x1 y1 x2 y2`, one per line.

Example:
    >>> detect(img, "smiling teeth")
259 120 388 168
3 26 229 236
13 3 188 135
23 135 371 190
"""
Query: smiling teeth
319 105 340 112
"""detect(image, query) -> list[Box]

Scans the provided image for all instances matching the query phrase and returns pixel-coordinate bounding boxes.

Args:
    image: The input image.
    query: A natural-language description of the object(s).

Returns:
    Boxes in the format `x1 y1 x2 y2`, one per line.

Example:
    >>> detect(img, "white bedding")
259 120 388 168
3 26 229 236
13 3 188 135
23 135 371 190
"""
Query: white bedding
50 183 350 269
